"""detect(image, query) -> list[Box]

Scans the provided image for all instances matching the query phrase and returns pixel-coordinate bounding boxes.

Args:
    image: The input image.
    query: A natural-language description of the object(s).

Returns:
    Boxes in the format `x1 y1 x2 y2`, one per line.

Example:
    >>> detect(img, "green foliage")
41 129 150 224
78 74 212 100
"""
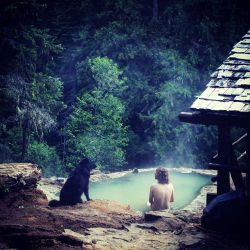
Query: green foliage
0 127 22 162
145 50 199 163
65 57 128 171
88 57 127 95
1 0 250 174
0 23 65 161
26 141 62 177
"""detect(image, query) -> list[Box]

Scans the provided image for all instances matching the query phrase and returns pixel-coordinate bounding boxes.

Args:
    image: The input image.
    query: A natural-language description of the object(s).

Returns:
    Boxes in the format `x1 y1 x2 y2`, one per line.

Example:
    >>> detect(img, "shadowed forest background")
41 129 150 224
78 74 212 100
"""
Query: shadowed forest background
0 0 249 176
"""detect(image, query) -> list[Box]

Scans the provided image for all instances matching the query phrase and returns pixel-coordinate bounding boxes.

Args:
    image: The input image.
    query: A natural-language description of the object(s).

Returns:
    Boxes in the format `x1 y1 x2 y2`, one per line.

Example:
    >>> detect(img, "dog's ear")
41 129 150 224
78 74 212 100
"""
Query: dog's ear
88 161 96 169
79 158 96 169
79 158 89 167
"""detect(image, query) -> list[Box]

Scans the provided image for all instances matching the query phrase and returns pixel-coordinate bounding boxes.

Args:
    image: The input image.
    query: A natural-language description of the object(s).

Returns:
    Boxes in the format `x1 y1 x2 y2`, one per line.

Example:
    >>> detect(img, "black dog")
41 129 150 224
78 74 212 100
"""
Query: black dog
49 158 96 207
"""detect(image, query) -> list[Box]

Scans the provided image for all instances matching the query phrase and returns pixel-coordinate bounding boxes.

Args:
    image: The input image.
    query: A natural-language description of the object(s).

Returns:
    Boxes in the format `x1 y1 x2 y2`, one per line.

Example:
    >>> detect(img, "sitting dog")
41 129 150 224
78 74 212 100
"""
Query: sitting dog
49 158 96 207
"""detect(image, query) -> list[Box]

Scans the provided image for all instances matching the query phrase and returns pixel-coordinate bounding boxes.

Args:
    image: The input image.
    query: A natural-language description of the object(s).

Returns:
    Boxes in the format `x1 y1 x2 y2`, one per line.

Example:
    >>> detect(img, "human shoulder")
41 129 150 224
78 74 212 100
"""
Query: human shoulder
150 183 158 188
150 183 158 190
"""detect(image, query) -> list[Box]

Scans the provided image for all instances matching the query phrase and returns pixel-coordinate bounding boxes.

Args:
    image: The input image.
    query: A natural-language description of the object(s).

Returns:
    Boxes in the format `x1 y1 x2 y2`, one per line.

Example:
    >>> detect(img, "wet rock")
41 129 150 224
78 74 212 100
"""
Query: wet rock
144 210 186 232
145 210 175 221
37 178 61 201
107 170 131 179
56 177 66 185
132 168 139 173
170 167 217 176
90 170 102 175
90 171 111 182
182 184 217 215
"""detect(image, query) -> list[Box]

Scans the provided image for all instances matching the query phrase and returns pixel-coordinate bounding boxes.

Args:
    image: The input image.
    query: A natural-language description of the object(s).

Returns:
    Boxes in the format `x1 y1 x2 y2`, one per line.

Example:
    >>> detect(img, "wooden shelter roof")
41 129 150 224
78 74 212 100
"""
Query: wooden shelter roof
191 30 250 115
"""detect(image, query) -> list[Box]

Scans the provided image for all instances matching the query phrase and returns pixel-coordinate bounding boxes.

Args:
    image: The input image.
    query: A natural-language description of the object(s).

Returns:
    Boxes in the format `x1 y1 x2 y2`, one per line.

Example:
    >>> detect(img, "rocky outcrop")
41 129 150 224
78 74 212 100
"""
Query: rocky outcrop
0 163 41 196
0 163 142 249
0 187 142 249
0 163 249 249
1 195 140 249
90 171 111 182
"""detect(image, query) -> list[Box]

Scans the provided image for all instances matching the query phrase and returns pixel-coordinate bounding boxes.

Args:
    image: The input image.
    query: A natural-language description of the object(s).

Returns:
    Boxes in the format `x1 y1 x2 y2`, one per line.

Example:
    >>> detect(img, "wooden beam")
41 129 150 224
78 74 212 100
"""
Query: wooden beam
213 133 247 159
246 128 250 196
237 151 246 161
179 111 250 128
232 133 247 146
208 163 250 173
210 128 245 192
229 146 245 191
217 126 231 195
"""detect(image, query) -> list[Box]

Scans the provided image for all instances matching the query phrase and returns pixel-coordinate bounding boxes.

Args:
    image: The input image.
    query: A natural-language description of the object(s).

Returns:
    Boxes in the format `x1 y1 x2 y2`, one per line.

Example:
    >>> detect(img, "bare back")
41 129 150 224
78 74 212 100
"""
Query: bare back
149 183 174 211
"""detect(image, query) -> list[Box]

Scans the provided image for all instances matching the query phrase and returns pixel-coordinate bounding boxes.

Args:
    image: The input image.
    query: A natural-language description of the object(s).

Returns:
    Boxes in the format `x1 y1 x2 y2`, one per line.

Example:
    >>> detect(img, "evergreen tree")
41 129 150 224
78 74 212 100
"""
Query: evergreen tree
1 0 250 173
65 57 128 170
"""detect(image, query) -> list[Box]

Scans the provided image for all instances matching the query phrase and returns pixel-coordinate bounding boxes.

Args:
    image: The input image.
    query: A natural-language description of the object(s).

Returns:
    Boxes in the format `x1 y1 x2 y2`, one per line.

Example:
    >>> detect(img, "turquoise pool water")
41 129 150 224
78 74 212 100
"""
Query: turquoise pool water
89 170 211 211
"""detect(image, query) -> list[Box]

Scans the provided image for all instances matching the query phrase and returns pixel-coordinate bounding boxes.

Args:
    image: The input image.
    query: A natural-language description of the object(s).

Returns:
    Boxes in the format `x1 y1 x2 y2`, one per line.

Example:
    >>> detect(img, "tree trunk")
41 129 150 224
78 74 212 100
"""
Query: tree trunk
152 0 158 21
21 120 29 161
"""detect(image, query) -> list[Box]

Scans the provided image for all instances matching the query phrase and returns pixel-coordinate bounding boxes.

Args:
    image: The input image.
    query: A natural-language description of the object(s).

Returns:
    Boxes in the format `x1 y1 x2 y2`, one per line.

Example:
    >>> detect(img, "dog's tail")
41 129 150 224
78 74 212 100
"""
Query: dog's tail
48 199 61 207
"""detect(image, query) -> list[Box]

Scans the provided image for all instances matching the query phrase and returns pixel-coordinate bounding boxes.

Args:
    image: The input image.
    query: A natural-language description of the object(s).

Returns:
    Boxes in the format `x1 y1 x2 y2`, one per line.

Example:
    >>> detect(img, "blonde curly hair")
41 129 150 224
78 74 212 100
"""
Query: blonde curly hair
155 167 169 184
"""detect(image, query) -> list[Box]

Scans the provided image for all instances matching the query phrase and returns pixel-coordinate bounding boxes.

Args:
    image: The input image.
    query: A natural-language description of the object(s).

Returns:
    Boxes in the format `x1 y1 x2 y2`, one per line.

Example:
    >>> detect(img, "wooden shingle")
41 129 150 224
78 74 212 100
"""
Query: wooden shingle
224 59 250 65
236 78 250 86
234 43 250 49
241 39 250 44
244 72 250 78
229 53 250 61
231 47 248 53
218 64 250 71
190 29 250 115
228 102 245 111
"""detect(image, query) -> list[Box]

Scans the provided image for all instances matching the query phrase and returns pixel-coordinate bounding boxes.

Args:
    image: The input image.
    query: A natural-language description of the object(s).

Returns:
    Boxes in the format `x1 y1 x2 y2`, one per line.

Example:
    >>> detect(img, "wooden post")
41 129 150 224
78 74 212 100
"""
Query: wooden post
230 146 245 191
246 128 250 196
217 125 231 195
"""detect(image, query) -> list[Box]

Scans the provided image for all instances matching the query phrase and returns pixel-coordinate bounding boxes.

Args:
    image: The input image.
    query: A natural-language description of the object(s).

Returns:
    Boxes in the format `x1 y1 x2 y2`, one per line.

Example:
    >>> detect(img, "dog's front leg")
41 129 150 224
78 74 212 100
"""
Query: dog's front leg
84 189 91 201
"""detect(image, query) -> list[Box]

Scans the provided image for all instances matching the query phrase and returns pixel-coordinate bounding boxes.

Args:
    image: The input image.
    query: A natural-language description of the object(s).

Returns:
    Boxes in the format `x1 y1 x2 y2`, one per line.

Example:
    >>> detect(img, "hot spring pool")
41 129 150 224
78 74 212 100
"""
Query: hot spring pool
88 170 212 211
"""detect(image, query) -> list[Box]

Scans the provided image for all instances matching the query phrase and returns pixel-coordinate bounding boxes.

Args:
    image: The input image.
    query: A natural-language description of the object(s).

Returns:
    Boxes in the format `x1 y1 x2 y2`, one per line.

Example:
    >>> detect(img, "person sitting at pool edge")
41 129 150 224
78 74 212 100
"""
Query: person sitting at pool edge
148 167 174 211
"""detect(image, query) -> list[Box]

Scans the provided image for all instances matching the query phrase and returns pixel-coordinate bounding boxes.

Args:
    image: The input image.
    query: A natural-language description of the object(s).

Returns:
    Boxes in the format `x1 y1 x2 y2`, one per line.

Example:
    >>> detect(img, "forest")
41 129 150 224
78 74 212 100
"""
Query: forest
0 0 249 176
